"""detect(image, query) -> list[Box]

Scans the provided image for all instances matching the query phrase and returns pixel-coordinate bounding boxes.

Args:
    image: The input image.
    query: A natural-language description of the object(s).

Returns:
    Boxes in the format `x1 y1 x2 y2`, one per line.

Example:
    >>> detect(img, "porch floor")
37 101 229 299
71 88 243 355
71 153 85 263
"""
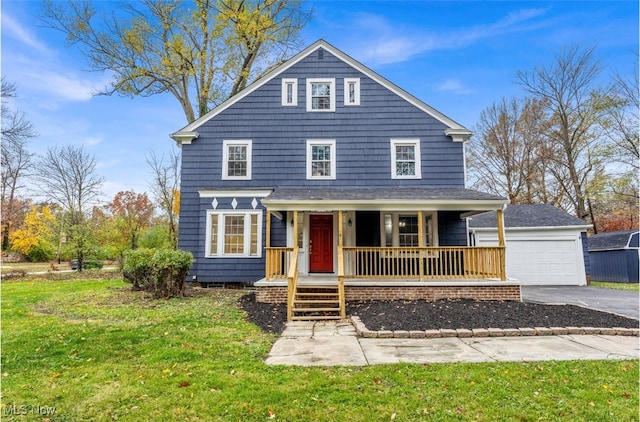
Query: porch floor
255 275 521 287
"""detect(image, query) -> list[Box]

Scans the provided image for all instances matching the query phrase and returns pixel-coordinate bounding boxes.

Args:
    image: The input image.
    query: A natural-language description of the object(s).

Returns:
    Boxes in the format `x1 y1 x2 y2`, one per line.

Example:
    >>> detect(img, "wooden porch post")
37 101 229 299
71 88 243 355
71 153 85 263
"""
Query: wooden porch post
292 211 298 247
497 208 506 281
337 211 346 318
417 210 424 279
265 209 271 279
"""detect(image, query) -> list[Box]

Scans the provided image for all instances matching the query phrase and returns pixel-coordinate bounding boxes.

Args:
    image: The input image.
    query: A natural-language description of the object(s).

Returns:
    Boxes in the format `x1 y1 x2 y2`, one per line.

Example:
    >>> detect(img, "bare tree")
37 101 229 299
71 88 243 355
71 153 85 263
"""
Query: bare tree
146 149 180 249
1 78 37 250
469 97 551 204
516 45 609 221
41 0 312 123
34 145 105 270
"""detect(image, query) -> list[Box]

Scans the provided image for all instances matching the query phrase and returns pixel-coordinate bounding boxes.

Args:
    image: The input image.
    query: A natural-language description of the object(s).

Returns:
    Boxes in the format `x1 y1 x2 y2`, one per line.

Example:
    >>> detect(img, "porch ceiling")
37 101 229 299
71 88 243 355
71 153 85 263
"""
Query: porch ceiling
261 188 508 212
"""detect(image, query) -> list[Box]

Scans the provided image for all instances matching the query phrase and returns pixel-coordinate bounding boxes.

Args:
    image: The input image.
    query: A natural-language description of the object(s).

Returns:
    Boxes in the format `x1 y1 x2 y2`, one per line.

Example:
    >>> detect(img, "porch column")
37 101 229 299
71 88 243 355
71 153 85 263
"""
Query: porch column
292 210 298 247
497 208 506 281
337 210 346 318
265 209 271 279
265 209 271 248
417 210 424 279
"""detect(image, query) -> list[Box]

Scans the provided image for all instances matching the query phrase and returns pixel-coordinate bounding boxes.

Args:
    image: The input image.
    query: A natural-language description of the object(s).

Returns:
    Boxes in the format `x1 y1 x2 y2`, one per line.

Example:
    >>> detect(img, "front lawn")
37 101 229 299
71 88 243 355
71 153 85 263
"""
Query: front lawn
2 280 638 421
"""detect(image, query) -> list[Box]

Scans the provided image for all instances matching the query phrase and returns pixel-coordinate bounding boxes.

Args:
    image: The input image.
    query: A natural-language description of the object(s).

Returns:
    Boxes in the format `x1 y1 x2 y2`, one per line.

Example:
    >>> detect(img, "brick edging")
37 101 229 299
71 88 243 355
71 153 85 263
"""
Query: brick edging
350 316 640 338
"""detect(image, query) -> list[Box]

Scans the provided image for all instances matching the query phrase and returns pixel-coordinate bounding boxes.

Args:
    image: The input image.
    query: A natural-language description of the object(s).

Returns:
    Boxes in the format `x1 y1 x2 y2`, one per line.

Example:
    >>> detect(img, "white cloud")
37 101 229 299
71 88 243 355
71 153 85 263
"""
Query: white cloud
1 13 51 54
436 79 473 95
345 8 550 66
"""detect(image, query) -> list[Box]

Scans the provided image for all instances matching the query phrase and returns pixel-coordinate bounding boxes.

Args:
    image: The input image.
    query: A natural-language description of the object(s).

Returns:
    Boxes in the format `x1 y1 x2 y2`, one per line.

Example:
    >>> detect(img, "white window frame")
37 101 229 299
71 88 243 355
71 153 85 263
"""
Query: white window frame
344 78 360 106
306 139 336 180
222 140 252 180
381 211 438 247
205 210 263 258
306 78 336 112
390 139 421 179
281 78 298 106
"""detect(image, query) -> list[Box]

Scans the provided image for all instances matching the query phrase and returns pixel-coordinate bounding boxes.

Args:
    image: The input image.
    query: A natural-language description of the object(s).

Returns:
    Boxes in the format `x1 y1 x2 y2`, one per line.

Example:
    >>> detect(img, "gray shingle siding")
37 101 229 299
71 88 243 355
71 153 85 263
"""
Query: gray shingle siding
437 212 467 246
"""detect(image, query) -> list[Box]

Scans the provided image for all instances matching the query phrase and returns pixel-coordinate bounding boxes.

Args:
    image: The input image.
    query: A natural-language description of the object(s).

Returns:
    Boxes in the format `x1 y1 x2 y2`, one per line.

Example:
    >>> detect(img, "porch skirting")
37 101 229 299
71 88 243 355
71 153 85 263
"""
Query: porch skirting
254 281 521 304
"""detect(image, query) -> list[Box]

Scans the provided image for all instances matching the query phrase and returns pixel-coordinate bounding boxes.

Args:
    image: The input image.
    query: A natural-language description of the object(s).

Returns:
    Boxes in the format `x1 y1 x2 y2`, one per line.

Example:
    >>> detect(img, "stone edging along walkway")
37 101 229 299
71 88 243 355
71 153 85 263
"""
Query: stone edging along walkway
350 316 640 339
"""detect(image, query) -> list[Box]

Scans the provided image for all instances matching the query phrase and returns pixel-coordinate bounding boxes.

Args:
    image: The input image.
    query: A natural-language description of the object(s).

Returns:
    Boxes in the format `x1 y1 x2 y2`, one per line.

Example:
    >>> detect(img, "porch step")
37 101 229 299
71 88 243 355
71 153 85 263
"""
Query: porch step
291 284 342 321
290 315 343 321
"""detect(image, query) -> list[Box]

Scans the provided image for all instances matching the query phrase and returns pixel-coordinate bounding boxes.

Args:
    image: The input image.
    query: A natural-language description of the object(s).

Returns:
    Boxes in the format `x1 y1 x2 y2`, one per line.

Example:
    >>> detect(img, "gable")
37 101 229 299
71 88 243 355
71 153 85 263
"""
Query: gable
171 39 471 143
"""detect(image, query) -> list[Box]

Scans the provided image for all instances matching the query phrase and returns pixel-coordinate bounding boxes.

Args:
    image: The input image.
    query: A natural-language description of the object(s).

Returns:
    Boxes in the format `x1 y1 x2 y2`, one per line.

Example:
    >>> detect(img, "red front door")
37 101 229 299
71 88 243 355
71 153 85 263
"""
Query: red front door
309 214 333 272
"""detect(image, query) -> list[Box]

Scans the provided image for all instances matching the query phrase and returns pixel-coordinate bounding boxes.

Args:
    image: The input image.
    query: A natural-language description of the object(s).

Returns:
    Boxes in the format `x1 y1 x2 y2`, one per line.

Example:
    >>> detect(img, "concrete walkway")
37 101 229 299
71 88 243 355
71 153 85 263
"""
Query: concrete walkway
266 321 640 366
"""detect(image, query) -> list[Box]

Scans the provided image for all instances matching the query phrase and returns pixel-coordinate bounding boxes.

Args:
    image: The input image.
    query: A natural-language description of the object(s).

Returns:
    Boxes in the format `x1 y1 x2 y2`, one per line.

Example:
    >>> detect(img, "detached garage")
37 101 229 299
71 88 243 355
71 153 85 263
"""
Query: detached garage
588 230 639 283
468 204 591 286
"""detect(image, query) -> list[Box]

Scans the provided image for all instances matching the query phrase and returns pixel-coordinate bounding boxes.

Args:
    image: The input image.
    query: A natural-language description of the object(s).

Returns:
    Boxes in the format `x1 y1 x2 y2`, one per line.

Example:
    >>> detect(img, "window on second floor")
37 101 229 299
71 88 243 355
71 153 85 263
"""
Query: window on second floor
390 139 421 179
222 140 252 180
306 78 335 112
344 78 360 106
306 139 336 179
281 78 298 106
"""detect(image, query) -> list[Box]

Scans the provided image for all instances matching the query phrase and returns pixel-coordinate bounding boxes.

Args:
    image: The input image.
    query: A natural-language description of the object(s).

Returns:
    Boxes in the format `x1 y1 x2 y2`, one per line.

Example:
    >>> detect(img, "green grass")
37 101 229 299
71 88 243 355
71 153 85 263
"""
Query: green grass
591 281 640 292
2 279 638 421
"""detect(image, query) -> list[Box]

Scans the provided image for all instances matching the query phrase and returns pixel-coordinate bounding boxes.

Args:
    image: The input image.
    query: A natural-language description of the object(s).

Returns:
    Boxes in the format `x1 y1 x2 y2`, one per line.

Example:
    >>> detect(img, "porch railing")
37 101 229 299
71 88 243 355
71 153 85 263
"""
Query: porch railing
265 247 294 280
341 246 505 280
286 247 299 321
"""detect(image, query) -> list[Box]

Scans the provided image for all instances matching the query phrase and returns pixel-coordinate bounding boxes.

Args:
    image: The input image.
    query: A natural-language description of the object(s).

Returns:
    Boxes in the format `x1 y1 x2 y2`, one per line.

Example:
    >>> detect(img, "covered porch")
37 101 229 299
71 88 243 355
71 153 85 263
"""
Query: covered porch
257 188 518 321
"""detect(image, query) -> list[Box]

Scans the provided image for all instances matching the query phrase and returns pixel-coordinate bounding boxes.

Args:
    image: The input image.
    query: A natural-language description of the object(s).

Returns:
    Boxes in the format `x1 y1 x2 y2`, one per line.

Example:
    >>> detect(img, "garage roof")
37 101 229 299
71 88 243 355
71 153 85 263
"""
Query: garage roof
468 204 591 229
588 230 639 251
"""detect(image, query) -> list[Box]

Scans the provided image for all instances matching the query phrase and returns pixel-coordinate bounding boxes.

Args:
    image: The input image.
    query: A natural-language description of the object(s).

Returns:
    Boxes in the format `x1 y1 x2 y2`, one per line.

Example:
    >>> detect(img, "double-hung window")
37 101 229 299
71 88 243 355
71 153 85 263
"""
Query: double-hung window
306 78 335 112
344 78 360 106
390 139 421 179
206 211 262 257
222 140 252 180
281 78 298 106
306 139 336 179
382 212 438 247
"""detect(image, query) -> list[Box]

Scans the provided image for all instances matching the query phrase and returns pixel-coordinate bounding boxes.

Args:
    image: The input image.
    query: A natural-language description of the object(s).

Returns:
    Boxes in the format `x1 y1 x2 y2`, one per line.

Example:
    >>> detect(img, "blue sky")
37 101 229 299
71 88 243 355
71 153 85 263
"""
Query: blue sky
2 1 638 204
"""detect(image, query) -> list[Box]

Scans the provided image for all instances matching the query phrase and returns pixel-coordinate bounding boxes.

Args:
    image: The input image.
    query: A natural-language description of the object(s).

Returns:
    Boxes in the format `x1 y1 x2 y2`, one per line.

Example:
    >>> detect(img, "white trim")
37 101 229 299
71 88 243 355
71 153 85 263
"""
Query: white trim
390 139 421 179
205 210 263 258
306 139 337 180
281 78 298 106
344 78 360 106
171 40 472 140
471 225 592 232
380 211 438 247
222 140 252 180
199 189 272 198
306 78 336 112
170 131 199 145
262 198 507 212
444 128 473 142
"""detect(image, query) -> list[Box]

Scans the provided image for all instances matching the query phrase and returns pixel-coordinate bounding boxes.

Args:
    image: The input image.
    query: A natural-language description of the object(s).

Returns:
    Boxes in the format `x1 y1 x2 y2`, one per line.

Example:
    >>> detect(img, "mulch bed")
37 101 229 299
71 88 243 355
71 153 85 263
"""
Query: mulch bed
239 293 638 334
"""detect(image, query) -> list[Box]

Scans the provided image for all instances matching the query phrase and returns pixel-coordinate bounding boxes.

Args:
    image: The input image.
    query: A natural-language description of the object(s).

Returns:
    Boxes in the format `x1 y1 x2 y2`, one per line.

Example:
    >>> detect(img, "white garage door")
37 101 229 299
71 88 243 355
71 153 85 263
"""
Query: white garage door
473 229 587 286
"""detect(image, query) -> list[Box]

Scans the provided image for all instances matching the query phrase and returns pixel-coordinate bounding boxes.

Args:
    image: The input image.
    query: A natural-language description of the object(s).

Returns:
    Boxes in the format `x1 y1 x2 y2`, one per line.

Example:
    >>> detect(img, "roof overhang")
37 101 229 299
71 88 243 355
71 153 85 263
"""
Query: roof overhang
261 188 508 212
170 131 199 146
471 225 592 232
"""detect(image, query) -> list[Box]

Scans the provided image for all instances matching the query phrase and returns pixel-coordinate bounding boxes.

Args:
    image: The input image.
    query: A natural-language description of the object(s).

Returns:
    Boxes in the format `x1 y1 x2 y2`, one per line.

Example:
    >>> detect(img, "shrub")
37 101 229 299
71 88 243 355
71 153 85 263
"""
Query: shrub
27 243 54 262
123 249 194 298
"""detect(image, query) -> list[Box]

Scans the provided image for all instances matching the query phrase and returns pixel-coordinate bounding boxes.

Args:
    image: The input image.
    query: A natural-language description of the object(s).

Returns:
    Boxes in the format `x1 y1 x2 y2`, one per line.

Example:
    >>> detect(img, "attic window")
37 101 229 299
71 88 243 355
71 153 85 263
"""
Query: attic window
281 78 298 106
306 78 335 112
344 78 360 106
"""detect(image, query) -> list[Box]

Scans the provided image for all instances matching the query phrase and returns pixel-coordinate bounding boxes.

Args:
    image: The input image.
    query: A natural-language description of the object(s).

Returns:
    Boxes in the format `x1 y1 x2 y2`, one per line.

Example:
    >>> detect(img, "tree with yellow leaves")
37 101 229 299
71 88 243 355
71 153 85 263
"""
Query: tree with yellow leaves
9 205 56 261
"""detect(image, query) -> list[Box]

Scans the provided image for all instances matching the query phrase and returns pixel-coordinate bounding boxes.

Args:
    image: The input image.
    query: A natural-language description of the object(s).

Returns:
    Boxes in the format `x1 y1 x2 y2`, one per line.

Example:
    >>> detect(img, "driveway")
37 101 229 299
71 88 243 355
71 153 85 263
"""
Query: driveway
521 286 639 320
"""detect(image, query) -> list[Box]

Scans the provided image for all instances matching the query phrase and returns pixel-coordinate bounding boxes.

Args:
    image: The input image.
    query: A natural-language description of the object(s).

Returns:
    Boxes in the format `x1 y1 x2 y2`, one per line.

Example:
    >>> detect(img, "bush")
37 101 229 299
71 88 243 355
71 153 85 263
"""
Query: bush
123 249 194 298
28 243 54 262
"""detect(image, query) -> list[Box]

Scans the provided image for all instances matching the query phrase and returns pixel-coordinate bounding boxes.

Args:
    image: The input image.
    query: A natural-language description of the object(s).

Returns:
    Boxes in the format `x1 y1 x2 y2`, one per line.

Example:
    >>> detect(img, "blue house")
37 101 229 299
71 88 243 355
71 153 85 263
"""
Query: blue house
172 40 517 320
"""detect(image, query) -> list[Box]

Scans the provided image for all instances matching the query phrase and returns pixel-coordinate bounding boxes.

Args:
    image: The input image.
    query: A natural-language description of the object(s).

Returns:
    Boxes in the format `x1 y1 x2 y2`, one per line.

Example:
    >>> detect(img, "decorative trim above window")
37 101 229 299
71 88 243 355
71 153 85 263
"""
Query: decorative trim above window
306 139 336 180
390 139 421 179
222 140 252 180
306 78 335 112
344 78 360 106
205 210 263 258
281 78 298 106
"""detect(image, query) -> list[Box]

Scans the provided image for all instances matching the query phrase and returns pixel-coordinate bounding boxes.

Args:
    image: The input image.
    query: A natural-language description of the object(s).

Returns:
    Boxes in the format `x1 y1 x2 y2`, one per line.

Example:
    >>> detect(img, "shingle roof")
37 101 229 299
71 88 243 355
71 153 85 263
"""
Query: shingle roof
267 188 507 202
588 230 639 251
468 204 590 228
